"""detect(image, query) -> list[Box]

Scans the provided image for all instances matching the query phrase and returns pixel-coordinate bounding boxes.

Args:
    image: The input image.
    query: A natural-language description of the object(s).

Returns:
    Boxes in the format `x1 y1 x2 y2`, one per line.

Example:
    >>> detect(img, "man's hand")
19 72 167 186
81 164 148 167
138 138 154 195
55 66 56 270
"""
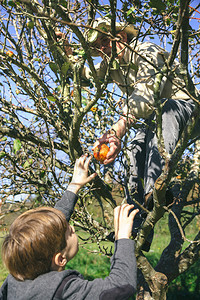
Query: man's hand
92 130 121 165
92 117 128 165
114 204 139 240
67 154 97 194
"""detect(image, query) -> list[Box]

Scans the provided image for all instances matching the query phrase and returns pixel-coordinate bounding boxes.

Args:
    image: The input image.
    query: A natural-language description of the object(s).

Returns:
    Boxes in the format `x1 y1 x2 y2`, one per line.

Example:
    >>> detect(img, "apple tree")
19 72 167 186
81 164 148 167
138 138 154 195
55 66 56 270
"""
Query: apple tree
0 0 200 298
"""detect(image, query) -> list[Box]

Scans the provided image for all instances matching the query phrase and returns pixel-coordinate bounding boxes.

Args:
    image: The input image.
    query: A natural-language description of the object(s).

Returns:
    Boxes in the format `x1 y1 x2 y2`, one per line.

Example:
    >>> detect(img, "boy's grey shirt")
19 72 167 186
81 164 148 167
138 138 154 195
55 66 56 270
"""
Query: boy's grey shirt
0 190 137 300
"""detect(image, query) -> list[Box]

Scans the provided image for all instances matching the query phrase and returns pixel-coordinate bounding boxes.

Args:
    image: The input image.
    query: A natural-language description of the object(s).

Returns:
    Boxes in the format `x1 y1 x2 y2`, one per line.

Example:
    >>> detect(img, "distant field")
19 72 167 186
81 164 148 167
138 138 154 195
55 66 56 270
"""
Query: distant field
0 231 8 285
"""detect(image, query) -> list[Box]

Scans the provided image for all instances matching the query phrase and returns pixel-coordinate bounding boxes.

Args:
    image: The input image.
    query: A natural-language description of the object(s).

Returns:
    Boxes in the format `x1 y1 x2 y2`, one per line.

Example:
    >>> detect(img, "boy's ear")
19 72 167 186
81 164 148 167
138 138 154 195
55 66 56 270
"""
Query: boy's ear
51 253 67 271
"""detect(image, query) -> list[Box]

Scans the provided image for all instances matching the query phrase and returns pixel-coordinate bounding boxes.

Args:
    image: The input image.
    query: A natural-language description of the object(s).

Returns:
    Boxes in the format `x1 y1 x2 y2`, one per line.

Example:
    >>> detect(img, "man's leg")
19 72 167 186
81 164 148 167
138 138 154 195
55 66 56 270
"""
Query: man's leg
144 99 195 197
124 126 147 235
125 99 196 251
125 126 146 205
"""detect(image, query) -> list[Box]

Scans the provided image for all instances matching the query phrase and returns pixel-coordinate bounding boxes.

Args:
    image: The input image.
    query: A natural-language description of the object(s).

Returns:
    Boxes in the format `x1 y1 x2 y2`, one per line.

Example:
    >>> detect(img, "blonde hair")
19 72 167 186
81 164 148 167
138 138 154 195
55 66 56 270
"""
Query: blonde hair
2 207 68 281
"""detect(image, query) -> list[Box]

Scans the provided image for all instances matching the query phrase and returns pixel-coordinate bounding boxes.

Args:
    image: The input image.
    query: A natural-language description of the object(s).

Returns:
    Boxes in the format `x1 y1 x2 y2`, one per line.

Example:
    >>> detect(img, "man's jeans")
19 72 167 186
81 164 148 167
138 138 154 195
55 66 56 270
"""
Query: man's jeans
124 98 200 232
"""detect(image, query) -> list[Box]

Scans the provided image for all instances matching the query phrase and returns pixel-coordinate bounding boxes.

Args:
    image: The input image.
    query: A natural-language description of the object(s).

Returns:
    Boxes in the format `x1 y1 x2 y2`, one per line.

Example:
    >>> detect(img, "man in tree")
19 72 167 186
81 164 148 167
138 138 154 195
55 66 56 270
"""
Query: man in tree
59 17 200 250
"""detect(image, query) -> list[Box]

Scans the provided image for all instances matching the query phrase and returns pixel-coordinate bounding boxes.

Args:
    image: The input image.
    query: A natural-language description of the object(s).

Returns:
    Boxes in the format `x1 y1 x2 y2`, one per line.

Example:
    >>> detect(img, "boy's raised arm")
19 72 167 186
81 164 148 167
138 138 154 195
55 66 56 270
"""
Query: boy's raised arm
60 204 139 299
54 154 96 221
67 155 97 194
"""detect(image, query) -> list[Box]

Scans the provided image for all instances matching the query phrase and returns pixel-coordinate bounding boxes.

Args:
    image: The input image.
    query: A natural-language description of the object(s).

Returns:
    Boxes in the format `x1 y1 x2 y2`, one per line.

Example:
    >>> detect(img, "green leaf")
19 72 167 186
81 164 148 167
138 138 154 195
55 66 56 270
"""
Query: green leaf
8 1 16 7
127 6 136 16
27 21 34 29
60 0 68 8
47 96 56 102
55 85 61 93
40 170 46 178
112 60 120 70
149 0 166 12
61 62 70 75
87 30 98 43
0 151 6 159
82 98 88 106
77 49 86 57
140 178 144 188
130 62 138 72
23 158 33 169
34 58 41 62
49 62 59 73
13 139 21 154
99 26 109 33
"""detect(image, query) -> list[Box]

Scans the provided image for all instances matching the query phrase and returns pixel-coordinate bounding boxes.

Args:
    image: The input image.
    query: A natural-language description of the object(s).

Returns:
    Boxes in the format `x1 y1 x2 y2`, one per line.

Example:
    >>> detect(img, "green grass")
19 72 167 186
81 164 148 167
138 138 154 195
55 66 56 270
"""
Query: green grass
167 261 200 300
145 214 200 299
66 228 112 280
67 246 110 280
0 232 9 285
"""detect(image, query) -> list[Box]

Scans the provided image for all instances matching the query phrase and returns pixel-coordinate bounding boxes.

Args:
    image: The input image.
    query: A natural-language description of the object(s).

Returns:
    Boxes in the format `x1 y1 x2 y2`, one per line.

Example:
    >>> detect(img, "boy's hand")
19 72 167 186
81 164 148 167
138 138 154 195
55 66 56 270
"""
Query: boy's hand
114 204 139 240
67 154 97 194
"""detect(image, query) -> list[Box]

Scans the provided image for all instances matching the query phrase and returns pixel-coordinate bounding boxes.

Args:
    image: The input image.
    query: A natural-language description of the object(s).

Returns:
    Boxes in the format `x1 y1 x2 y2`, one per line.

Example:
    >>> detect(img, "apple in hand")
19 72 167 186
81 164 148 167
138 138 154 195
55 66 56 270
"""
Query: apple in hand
93 144 110 163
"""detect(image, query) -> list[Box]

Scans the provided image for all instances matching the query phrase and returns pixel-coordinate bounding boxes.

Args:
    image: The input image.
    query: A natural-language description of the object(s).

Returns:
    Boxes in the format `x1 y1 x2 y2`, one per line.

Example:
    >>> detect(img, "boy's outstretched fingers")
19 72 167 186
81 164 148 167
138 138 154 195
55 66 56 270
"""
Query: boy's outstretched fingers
114 204 139 240
68 154 97 194
128 205 140 219
78 154 97 184
85 155 98 184
114 205 121 240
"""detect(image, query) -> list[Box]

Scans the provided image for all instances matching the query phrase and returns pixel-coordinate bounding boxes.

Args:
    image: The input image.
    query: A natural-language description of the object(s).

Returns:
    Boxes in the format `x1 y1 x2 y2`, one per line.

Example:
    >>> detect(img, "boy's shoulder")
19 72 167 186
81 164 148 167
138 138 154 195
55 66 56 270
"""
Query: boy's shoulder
54 272 83 299
0 270 82 300
0 276 8 300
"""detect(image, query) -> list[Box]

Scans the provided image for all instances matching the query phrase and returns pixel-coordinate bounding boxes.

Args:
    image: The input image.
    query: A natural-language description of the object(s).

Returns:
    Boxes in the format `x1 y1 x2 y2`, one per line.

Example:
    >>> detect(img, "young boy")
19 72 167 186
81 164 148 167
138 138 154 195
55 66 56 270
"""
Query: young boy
0 154 139 300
